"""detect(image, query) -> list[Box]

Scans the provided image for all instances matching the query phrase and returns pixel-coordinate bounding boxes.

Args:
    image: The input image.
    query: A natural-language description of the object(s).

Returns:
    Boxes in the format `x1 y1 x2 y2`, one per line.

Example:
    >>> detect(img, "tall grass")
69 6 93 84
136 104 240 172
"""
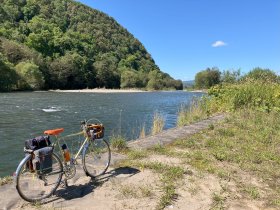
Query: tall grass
151 112 165 135
177 97 210 126
178 80 280 126
208 81 280 112
110 135 127 151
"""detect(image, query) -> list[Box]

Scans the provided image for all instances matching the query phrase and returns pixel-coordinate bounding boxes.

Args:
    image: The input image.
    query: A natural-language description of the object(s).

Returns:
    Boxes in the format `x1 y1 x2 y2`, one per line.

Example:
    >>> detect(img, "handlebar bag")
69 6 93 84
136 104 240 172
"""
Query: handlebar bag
88 124 104 139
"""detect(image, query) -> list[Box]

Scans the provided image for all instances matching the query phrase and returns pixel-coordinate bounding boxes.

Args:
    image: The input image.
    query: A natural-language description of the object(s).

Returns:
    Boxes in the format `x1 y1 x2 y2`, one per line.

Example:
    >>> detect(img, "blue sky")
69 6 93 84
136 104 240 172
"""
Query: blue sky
78 0 280 81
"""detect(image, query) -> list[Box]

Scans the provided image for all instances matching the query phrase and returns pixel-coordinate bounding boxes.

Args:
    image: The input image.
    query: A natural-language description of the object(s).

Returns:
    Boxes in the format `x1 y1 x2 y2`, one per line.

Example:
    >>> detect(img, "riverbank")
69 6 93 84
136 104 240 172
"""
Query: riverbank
0 114 224 209
2 110 279 209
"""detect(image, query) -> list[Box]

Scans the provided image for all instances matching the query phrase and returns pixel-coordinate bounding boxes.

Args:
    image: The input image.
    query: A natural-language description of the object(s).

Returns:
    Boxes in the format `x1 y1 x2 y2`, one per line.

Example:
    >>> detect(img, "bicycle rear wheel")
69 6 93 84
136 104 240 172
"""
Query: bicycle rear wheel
82 139 111 178
16 152 63 202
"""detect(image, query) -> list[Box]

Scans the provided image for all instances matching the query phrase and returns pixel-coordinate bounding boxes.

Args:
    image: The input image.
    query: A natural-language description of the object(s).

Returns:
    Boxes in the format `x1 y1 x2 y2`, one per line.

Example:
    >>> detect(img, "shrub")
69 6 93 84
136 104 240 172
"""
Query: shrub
208 81 280 113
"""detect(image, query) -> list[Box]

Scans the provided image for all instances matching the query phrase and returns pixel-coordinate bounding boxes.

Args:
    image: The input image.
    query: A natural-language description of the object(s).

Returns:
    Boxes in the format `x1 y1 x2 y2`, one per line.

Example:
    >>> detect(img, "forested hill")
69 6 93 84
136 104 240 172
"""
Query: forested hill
0 0 183 91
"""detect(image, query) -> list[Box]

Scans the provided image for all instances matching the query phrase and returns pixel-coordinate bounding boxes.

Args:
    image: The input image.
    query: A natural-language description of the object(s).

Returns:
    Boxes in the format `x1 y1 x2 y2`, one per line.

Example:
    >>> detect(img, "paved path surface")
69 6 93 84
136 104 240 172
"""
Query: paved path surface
128 114 226 149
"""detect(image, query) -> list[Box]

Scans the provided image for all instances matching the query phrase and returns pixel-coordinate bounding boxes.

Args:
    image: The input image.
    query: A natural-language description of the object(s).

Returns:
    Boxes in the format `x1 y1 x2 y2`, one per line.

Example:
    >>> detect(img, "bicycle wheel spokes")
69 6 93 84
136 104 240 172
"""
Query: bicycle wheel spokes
16 153 63 202
83 139 111 178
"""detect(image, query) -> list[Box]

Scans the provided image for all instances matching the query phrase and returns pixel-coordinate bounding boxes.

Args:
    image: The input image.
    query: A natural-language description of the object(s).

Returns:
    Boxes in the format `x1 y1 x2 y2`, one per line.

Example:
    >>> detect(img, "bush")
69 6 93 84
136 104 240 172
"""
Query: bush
15 61 45 90
208 81 280 113
241 68 279 83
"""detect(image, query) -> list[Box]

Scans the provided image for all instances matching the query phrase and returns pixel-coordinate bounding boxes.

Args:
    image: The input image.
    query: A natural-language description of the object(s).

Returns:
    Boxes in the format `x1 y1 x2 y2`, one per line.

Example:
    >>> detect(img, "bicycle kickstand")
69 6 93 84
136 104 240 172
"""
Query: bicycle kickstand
60 178 68 188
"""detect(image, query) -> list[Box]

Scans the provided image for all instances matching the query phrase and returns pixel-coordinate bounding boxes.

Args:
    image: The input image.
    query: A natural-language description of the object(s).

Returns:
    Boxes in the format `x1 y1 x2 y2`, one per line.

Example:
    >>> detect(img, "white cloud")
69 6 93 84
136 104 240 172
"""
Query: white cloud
212 40 227 47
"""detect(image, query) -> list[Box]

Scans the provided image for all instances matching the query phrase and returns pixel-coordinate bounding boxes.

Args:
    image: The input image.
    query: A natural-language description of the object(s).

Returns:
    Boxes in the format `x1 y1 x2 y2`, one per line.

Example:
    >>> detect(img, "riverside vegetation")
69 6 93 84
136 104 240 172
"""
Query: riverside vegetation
109 69 280 209
0 0 182 91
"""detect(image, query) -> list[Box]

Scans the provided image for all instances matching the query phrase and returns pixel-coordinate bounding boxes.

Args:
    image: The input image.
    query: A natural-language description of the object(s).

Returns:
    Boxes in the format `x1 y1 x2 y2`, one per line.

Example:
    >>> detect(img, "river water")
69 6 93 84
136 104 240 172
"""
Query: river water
0 91 204 177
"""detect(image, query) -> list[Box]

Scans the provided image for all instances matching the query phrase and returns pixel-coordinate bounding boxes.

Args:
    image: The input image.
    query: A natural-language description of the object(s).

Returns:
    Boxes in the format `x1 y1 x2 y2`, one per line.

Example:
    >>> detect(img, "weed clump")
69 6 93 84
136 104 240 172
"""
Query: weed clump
110 135 127 151
151 112 165 135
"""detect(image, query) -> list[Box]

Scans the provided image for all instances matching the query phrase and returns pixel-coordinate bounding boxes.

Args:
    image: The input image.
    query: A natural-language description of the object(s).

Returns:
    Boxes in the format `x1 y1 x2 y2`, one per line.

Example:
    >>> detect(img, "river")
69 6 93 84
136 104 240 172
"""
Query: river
0 91 204 177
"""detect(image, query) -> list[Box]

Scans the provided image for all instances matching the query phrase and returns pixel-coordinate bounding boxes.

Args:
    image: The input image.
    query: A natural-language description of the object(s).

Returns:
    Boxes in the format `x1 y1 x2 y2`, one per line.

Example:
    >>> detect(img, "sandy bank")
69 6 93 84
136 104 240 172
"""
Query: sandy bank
188 89 207 93
49 89 146 93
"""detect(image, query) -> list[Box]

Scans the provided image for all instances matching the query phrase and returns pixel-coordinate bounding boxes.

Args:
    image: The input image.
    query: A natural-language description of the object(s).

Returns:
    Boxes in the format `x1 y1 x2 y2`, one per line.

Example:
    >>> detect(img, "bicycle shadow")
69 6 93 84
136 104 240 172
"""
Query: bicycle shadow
42 166 140 204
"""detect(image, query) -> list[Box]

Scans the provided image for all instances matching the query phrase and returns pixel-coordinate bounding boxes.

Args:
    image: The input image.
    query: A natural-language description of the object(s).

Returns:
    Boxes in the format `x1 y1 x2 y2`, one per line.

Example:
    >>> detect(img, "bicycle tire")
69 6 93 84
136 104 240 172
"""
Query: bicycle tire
82 139 111 178
16 152 63 202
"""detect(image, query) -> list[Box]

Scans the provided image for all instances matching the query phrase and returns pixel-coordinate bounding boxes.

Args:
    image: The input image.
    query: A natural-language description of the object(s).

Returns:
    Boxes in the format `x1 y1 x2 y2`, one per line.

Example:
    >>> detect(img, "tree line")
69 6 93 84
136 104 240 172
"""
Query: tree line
0 0 182 91
194 67 279 89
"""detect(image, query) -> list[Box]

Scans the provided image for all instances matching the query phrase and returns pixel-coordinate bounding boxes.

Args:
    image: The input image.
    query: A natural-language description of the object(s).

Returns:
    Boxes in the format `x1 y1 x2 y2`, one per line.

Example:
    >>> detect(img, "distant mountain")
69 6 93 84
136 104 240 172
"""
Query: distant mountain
0 0 182 91
183 80 195 88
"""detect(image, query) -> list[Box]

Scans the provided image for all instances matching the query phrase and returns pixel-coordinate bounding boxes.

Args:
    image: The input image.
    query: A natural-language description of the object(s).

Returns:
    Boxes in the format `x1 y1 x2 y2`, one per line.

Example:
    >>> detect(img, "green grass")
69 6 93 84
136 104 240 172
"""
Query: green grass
121 160 185 210
243 185 260 200
177 98 210 126
118 184 153 198
115 81 280 209
173 109 280 207
211 192 226 210
0 176 13 186
126 149 148 160
110 135 127 151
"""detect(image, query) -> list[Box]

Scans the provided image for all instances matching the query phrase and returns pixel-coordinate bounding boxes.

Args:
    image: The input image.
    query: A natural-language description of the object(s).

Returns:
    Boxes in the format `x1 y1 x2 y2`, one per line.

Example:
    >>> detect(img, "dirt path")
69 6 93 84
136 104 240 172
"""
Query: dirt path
1 114 274 210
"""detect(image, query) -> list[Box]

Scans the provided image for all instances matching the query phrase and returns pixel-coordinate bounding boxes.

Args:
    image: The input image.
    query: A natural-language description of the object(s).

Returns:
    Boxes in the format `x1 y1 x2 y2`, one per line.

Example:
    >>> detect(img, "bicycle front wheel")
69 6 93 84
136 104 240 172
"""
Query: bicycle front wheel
82 139 111 178
16 152 63 202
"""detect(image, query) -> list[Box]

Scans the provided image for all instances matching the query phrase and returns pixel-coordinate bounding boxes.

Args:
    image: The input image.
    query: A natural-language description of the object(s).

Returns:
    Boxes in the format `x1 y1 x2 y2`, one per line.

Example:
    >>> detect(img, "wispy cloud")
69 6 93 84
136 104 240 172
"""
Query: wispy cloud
212 40 227 47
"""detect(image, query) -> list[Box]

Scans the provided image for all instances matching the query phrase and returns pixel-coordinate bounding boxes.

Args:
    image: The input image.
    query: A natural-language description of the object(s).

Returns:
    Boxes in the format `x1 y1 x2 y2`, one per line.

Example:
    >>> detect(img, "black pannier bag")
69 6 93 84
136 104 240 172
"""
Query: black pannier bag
33 147 53 174
24 136 52 172
25 136 51 150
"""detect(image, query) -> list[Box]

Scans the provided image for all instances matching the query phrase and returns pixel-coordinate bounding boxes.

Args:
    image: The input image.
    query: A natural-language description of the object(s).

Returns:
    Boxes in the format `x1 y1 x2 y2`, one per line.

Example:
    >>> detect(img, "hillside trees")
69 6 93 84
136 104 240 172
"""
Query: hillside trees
194 67 279 90
0 53 18 91
0 0 183 91
15 61 44 90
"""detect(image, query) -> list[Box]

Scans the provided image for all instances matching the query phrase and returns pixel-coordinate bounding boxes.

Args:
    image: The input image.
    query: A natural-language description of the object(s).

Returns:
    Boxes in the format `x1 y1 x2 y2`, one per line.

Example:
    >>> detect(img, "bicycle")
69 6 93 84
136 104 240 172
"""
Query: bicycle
14 119 111 202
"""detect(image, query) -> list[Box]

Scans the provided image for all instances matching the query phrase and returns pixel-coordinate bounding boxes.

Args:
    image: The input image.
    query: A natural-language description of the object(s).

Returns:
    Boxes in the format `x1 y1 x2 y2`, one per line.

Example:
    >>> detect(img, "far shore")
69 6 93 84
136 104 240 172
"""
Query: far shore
188 89 207 93
3 89 208 94
47 89 205 93
48 88 146 93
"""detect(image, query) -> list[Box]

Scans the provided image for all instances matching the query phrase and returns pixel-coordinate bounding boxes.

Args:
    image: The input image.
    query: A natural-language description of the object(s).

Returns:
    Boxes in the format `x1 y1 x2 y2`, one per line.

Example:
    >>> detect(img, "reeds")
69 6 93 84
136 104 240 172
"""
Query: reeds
151 112 165 135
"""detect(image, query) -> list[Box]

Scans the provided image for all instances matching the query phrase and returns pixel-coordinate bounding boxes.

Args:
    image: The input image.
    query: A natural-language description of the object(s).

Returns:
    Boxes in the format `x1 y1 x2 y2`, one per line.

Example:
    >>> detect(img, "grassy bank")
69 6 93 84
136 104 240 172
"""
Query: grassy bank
117 109 280 209
175 109 280 207
116 80 280 209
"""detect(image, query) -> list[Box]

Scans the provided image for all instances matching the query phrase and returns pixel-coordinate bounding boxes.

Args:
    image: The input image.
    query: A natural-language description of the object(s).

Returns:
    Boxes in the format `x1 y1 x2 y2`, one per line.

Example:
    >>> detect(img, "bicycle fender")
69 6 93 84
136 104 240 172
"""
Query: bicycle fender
15 154 32 177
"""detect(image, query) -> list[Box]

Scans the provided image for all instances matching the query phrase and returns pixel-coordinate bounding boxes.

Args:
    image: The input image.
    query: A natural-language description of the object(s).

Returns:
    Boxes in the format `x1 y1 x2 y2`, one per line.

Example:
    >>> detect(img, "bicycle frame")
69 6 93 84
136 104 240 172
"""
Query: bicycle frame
51 130 91 165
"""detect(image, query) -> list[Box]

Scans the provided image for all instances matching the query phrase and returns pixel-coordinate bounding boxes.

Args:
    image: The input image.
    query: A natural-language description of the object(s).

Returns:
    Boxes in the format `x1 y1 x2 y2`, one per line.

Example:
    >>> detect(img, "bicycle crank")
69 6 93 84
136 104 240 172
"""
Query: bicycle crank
64 163 76 179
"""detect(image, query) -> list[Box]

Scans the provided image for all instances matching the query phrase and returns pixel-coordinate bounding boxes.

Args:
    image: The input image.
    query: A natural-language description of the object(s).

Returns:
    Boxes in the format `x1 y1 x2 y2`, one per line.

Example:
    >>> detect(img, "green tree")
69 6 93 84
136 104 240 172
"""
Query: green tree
15 61 44 90
0 54 18 91
221 69 240 84
242 67 278 83
49 52 88 89
121 70 140 88
195 67 221 89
